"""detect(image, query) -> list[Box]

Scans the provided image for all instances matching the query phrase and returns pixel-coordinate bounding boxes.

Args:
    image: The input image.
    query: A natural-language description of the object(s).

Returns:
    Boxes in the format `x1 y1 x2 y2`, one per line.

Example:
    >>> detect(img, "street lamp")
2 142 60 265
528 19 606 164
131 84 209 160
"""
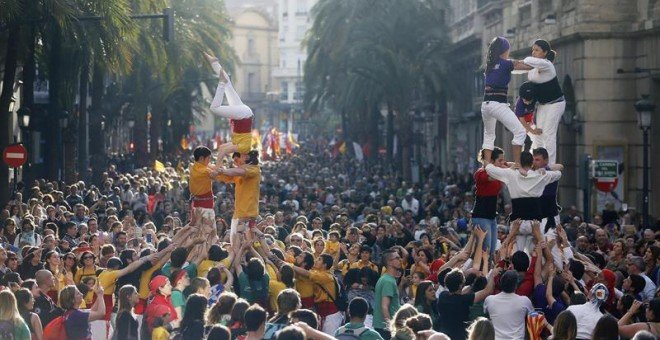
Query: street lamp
17 107 31 129
634 94 656 228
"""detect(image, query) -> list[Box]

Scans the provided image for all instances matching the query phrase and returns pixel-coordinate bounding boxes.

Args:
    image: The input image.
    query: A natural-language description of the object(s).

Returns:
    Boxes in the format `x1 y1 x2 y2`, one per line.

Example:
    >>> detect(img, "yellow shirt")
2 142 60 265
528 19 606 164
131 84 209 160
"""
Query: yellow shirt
217 165 261 218
139 263 165 299
350 260 379 273
232 132 252 154
197 258 231 282
269 279 287 312
309 270 336 303
98 269 120 295
189 162 214 196
296 275 314 299
325 241 340 257
152 326 170 340
75 266 98 284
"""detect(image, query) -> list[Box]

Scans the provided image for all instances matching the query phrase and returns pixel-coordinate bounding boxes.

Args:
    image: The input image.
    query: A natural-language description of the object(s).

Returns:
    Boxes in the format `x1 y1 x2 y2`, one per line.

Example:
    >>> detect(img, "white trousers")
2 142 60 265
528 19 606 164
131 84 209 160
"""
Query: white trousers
481 101 527 150
90 320 111 340
209 62 253 120
542 216 574 269
515 220 535 255
321 311 345 335
530 100 565 164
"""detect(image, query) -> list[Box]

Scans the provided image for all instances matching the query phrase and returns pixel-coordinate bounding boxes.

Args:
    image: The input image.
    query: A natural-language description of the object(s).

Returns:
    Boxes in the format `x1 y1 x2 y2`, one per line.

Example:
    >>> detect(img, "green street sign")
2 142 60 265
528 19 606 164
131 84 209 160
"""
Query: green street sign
592 160 618 179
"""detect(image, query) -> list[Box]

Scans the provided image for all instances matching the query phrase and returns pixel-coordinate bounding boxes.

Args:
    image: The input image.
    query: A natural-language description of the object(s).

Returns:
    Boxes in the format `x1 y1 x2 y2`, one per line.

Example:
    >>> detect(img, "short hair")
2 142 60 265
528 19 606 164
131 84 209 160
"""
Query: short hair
500 270 518 293
208 244 227 262
299 251 314 270
193 146 212 161
532 148 549 160
629 256 645 272
348 297 369 319
170 247 188 268
276 289 301 314
246 258 265 281
289 309 318 329
520 151 533 168
320 253 333 270
206 325 231 340
207 267 222 286
444 268 465 292
274 325 305 340
59 285 78 310
405 313 433 334
243 304 267 332
511 251 530 272
190 277 209 293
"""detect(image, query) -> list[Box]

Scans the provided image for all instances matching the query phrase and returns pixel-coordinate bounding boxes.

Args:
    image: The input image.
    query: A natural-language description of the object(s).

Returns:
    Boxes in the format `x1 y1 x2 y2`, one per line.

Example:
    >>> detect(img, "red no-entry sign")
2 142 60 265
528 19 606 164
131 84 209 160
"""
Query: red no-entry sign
3 143 27 168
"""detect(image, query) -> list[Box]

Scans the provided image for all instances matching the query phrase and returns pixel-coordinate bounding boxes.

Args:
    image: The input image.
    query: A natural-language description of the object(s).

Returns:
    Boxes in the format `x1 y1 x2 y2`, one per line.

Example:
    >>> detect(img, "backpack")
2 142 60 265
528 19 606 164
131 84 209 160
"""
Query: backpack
335 326 367 340
0 320 15 340
314 275 348 312
43 311 72 340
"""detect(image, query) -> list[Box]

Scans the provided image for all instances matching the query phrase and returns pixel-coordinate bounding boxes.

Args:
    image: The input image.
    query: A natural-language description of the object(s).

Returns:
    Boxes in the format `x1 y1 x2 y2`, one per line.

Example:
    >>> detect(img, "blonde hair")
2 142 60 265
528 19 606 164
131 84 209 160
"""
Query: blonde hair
467 317 495 340
0 289 24 326
59 285 79 310
391 304 419 332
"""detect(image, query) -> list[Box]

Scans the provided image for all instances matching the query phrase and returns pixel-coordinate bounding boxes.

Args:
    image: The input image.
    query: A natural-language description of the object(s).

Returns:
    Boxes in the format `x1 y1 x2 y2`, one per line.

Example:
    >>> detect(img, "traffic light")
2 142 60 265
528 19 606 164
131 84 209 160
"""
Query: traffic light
163 8 174 42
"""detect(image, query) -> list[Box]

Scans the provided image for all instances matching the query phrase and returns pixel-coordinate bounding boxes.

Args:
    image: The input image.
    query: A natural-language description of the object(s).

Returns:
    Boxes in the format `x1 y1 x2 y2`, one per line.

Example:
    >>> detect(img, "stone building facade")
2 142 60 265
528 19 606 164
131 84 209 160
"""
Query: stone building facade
445 0 660 221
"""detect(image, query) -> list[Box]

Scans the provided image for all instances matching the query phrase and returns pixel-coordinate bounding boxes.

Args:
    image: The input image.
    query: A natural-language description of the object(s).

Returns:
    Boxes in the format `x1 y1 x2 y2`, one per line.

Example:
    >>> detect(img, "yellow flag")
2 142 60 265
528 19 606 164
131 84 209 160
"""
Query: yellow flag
339 141 347 154
154 160 165 172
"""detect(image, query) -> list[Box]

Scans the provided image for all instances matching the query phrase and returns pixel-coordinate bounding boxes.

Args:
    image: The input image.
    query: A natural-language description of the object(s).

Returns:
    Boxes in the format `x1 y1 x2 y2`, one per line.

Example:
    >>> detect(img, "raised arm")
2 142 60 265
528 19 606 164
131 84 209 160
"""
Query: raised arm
523 57 553 70
513 59 534 71
88 284 106 321
484 164 510 184
475 268 499 302
217 167 247 177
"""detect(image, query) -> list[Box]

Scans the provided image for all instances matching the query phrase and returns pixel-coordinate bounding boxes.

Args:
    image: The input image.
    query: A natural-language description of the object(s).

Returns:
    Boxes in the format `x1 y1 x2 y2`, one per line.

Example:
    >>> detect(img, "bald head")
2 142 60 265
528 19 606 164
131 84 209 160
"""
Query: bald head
35 269 54 288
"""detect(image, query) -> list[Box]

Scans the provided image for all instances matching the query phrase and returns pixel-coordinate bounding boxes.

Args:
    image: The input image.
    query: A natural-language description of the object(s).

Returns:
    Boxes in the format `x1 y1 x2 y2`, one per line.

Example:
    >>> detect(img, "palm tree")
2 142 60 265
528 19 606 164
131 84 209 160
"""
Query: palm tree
305 0 449 179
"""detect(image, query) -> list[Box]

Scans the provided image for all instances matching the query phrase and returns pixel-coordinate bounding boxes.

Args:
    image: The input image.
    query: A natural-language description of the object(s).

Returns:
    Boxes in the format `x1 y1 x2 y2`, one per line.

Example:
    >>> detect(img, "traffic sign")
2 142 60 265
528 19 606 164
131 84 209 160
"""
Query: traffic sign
592 160 618 179
3 143 27 168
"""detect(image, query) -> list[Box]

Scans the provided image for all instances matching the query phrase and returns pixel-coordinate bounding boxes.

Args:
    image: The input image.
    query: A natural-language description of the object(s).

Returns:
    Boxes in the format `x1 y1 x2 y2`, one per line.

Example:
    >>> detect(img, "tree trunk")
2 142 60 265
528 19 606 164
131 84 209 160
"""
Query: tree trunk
21 23 36 196
46 26 63 180
78 53 90 180
89 62 105 158
0 25 21 204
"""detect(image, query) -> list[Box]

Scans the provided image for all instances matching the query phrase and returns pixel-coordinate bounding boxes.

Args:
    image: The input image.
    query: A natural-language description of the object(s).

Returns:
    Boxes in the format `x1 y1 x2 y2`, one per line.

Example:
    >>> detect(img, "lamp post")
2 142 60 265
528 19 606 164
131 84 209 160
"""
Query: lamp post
17 107 31 194
634 95 656 228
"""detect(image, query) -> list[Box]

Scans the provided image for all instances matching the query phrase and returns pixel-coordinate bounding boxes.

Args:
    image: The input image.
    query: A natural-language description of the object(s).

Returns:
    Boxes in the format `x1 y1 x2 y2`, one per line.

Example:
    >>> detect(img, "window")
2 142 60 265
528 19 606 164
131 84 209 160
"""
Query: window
296 25 306 40
280 25 288 42
519 3 531 27
539 0 553 16
296 0 307 15
248 73 256 95
247 37 256 56
280 81 289 101
294 81 304 101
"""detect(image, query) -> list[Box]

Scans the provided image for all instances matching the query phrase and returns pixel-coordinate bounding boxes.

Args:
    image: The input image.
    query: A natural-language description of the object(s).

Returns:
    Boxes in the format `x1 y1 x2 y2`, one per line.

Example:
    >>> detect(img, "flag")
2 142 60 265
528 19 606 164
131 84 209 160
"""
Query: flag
353 142 364 162
154 160 165 172
338 141 346 154
180 136 188 150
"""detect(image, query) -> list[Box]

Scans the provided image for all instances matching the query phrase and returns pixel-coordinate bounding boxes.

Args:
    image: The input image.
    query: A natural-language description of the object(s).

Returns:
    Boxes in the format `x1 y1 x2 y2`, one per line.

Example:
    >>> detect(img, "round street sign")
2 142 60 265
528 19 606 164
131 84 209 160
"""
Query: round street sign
3 143 27 168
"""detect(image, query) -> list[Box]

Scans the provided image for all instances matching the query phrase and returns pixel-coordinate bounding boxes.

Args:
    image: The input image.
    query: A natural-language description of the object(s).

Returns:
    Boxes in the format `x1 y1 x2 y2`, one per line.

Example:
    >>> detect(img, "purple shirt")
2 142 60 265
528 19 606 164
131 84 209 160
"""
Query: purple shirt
485 58 514 90
532 284 565 324
514 97 535 118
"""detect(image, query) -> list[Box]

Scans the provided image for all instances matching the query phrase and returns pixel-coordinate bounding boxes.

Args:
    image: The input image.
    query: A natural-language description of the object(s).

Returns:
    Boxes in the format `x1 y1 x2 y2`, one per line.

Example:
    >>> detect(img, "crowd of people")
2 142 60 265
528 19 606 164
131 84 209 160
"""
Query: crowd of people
0 40 659 340
0 138 657 340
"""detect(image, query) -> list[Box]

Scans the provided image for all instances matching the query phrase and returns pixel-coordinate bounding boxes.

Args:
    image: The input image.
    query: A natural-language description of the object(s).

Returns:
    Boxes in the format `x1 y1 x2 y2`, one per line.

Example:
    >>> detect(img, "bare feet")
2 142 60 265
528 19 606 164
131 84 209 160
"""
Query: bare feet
203 51 229 82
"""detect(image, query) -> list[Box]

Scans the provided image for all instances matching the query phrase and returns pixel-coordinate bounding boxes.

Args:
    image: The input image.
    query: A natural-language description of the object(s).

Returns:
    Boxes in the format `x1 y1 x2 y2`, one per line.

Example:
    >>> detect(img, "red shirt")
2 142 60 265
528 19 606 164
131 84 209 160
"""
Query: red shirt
474 168 502 197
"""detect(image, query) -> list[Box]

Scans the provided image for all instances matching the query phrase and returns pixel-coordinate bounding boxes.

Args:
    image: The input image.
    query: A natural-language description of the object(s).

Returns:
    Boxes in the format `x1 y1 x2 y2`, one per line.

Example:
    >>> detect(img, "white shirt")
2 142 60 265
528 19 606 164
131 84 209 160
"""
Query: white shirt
485 164 561 199
566 302 603 339
401 198 420 216
524 57 557 84
484 292 533 340
640 273 657 301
